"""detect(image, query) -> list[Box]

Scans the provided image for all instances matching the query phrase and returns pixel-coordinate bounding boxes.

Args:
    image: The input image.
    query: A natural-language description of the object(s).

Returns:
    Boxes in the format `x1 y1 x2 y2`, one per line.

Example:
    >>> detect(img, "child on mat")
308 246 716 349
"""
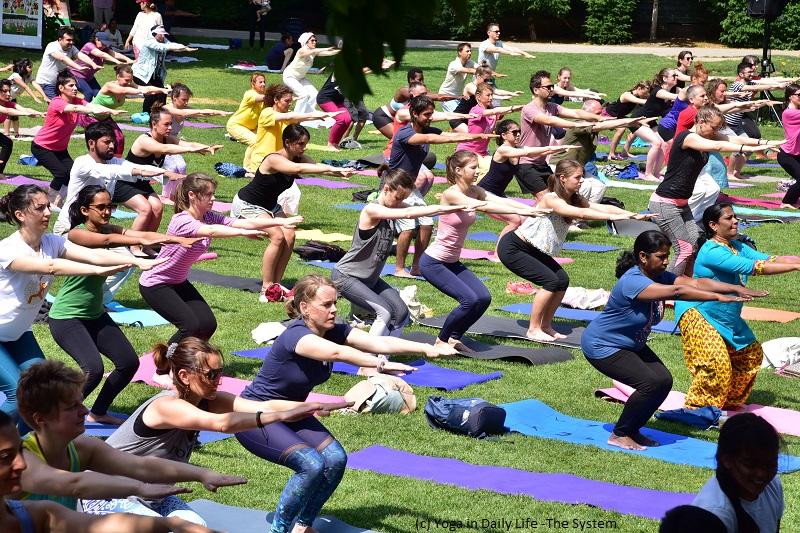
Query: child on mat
581 230 756 451
420 150 547 351
333 168 473 336
693 413 784 533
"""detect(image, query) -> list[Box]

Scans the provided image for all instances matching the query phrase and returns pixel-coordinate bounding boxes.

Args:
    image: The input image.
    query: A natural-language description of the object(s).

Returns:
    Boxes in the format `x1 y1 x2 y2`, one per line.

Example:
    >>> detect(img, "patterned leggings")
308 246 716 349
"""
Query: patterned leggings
679 308 763 409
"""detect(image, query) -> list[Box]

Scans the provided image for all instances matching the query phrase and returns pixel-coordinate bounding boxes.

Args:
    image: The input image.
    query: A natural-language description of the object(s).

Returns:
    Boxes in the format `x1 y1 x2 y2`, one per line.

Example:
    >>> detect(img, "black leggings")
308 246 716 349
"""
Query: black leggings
31 142 72 191
586 345 673 437
133 75 166 114
248 3 267 48
139 280 217 344
497 232 569 292
48 314 139 416
778 150 800 205
0 132 11 174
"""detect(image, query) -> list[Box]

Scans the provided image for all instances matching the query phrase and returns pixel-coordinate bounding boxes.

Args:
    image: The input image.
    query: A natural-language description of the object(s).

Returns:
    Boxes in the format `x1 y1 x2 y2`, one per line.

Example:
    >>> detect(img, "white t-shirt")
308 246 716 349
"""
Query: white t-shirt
0 232 67 341
692 475 784 533
129 11 164 49
35 41 79 86
478 39 503 71
438 58 476 97
7 72 24 99
54 155 163 235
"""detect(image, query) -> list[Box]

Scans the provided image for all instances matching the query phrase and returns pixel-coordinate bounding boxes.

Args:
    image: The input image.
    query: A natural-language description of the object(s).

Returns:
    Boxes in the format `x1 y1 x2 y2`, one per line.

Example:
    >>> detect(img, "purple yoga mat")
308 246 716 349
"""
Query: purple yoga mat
348 445 693 520
184 121 223 129
3 176 50 187
296 177 361 189
332 359 502 391
118 123 150 132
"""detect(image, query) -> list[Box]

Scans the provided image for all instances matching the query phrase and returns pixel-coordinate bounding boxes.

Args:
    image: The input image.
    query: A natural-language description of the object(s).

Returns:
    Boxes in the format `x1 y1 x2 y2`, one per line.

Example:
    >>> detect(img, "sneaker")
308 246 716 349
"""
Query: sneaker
339 138 362 150
505 281 537 295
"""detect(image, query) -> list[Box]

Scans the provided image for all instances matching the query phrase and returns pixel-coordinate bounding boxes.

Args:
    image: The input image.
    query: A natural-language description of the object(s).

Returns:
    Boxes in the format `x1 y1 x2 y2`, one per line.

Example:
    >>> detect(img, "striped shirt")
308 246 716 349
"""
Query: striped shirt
139 210 232 287
723 80 752 129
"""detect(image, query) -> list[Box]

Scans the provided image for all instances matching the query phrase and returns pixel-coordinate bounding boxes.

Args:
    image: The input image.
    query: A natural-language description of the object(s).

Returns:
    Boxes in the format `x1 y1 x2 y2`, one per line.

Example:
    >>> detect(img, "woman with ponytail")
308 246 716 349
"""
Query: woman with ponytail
581 230 754 451
693 413 783 532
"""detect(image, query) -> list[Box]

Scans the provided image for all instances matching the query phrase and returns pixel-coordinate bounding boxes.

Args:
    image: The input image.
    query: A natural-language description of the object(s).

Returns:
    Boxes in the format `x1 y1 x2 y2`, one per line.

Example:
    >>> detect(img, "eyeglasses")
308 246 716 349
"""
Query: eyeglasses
506 129 521 136
89 203 118 212
792 93 800 97
539 84 555 90
684 57 693 61
192 366 224 381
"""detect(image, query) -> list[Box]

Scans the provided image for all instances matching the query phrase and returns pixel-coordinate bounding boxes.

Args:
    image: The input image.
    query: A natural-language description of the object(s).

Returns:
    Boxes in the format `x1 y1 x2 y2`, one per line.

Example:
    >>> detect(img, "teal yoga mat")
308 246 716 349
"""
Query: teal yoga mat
733 206 800 218
498 304 678 334
501 399 800 472
105 301 169 327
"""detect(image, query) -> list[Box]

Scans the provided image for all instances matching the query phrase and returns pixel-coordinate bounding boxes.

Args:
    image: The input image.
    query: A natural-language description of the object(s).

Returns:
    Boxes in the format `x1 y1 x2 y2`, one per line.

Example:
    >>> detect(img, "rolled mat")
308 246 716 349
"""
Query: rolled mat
416 314 583 349
296 177 361 189
188 269 262 293
2 176 50 188
604 180 657 191
347 445 693 520
117 123 150 132
332 358 502 390
726 182 755 188
597 380 800 438
745 161 781 168
188 499 378 533
110 208 137 219
159 196 232 213
501 399 800 472
104 301 169 327
497 304 678 334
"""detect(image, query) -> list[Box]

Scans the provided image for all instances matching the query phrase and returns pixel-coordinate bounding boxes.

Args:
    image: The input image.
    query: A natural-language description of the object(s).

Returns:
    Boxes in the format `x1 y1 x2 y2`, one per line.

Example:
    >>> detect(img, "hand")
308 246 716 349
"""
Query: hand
739 287 768 298
464 201 487 212
242 229 268 239
314 400 353 416
526 207 552 217
200 473 247 492
164 171 186 181
201 144 224 155
138 482 192 500
632 213 655 220
136 257 169 270
478 134 500 139
173 236 204 248
279 215 304 228
184 47 199 52
108 109 128 116
335 169 356 179
33 97 42 104
95 263 133 276
279 403 329 422
138 168 166 178
425 344 459 357
717 294 751 303
381 361 417 375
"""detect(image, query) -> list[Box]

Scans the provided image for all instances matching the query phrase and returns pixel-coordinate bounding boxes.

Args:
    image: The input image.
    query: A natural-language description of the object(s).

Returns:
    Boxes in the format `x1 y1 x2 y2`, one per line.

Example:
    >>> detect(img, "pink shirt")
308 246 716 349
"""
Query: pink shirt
424 209 477 263
455 105 498 156
782 107 800 156
0 101 16 123
70 42 104 81
139 211 233 287
33 96 86 151
519 101 563 165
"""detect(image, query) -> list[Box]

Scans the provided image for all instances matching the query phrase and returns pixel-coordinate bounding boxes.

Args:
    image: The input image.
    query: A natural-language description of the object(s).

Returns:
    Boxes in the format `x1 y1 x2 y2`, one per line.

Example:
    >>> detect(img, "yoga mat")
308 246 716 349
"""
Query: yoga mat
719 194 782 209
465 232 618 252
738 174 785 183
334 202 365 211
83 411 229 444
762 192 787 199
501 399 800 472
497 304 678 334
348 445 693 520
296 177 361 189
608 218 661 237
183 121 223 129
402 330 573 366
333 358 502 390
196 252 218 262
355 169 378 176
294 229 352 242
159 196 232 213
188 269 262 293
741 306 800 323
746 161 781 168
597 381 800 438
189 499 378 533
2 176 50 188
408 246 573 264
734 205 800 218
727 182 756 188
104 301 169 327
118 123 150 132
417 315 583 349
110 208 138 219
302 260 427 281
604 180 657 191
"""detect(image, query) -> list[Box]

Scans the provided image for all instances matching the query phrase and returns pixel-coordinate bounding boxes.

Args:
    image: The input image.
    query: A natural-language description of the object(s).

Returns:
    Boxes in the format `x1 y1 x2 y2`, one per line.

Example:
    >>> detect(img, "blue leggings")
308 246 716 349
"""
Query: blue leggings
235 416 347 533
0 331 45 419
419 254 491 341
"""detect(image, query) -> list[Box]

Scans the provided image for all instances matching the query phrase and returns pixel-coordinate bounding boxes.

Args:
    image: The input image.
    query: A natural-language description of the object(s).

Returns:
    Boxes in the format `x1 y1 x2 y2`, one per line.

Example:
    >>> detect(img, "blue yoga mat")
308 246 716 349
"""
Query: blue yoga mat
733 205 800 218
746 161 781 168
83 412 229 444
498 304 678 334
105 301 170 327
501 399 800 472
348 445 693 520
466 232 618 252
110 209 138 219
334 203 366 211
333 359 503 391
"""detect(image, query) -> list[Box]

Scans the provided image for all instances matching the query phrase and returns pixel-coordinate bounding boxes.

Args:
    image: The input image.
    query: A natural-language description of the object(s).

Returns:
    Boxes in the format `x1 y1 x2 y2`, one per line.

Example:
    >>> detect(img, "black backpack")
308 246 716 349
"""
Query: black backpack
424 396 506 439
293 240 347 262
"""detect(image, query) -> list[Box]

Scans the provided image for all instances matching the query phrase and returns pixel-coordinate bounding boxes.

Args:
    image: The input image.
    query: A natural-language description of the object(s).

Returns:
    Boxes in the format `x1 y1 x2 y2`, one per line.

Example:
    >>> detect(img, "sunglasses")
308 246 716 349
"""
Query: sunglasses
192 366 224 381
540 84 555 90
89 203 118 212
506 129 521 135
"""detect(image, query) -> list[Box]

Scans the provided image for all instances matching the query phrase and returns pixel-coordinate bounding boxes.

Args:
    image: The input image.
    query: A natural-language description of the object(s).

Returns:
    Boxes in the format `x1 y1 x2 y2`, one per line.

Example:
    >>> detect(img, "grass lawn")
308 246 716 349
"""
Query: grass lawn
1 40 799 532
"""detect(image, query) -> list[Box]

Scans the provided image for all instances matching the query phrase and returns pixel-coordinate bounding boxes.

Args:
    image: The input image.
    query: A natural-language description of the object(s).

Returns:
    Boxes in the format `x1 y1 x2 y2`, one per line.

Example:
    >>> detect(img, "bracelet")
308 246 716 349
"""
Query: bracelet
376 354 388 372
255 411 264 428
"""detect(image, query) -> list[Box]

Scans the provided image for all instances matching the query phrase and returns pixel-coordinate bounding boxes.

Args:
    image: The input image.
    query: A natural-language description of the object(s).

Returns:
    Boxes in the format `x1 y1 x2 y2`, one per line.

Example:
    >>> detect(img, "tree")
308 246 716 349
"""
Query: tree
650 0 660 40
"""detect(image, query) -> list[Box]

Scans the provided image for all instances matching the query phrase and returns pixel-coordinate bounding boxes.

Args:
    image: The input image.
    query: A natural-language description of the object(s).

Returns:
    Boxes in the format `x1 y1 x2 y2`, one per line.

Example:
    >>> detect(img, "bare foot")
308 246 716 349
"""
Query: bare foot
393 269 414 278
607 434 647 451
445 338 473 353
291 525 319 533
356 366 379 376
607 153 623 161
780 203 798 209
409 267 422 276
640 174 662 182
326 144 341 152
86 412 126 425
543 328 567 339
525 329 556 342
620 151 634 159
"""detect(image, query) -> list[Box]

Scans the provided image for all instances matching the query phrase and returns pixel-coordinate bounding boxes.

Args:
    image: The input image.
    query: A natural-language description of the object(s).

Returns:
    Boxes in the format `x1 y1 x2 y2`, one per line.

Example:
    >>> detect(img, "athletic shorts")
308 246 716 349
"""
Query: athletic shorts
372 107 393 130
516 163 553 195
393 189 433 232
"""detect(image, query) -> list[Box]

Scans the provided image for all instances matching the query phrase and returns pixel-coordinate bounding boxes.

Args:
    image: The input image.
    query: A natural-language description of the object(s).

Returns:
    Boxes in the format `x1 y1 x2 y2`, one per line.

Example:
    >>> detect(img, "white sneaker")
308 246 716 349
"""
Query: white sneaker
339 138 362 149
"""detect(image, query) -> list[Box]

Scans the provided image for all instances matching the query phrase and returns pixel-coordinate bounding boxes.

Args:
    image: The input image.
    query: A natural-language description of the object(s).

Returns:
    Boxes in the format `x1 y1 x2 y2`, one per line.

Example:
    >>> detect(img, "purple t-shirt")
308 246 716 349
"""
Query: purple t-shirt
139 210 233 287
455 105 497 156
70 42 104 81
519 101 563 165
242 319 352 401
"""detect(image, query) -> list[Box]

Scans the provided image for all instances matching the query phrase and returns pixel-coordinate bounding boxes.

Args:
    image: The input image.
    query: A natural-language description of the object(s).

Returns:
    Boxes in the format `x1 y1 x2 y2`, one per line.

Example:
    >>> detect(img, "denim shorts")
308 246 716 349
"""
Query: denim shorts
231 194 283 219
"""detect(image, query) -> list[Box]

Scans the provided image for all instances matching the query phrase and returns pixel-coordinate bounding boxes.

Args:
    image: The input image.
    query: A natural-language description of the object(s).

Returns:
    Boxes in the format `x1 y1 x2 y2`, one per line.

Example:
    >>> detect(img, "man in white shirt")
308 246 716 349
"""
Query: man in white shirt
477 22 534 74
34 27 100 99
438 43 477 112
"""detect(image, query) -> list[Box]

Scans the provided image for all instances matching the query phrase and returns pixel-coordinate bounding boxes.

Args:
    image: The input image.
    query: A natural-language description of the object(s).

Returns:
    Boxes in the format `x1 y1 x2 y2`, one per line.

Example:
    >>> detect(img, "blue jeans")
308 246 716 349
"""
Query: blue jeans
0 331 45 419
419 254 491 341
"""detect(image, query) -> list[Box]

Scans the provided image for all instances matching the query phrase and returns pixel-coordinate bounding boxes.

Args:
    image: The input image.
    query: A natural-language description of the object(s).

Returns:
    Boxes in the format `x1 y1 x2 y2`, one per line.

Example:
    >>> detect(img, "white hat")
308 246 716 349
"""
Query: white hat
151 25 169 36
298 32 314 46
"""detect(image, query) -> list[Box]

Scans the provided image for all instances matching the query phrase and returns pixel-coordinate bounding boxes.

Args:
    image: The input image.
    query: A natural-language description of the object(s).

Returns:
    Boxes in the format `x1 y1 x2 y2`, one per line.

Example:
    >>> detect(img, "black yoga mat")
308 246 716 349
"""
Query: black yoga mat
188 269 262 293
402 331 573 365
416 315 584 349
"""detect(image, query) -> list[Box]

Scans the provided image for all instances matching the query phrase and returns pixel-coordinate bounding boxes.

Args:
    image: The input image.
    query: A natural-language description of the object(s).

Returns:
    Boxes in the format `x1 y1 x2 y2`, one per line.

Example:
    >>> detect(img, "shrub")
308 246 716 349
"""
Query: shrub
706 0 800 50
583 0 636 44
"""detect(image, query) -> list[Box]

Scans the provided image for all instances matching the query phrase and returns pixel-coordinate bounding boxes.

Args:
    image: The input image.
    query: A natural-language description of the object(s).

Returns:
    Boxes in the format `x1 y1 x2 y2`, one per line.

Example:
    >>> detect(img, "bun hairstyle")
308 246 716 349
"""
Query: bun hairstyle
445 150 478 184
173 172 217 213
114 63 133 77
149 102 171 128
17 360 86 430
701 201 734 240
285 274 337 320
170 82 192 100
0 185 48 226
494 119 518 146
715 413 781 533
152 337 223 398
69 184 108 229
615 229 671 278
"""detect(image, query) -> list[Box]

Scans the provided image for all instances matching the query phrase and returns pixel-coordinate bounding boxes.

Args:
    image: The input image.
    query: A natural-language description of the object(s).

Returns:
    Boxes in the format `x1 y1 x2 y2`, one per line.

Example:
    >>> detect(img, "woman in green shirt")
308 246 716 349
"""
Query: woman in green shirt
47 185 199 425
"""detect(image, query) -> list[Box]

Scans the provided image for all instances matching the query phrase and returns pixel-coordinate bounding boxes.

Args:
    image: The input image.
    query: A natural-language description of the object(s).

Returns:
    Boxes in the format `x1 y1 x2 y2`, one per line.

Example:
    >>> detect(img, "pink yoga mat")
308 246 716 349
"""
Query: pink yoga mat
727 182 755 189
598 380 800 437
296 177 360 189
355 169 378 176
132 354 344 402
763 192 787 199
118 123 150 132
408 246 573 264
159 195 231 212
719 193 782 209
184 121 223 129
2 176 50 188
